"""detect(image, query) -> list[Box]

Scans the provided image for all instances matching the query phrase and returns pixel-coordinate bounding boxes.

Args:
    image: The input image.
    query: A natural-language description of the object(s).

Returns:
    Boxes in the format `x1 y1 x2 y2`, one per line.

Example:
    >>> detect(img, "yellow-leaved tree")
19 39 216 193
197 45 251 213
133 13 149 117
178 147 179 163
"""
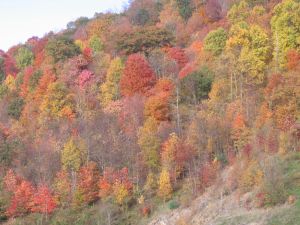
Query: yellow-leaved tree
161 133 178 172
40 82 75 120
271 0 300 68
113 182 129 205
138 117 161 171
4 74 16 92
61 137 87 172
157 168 172 201
100 57 124 107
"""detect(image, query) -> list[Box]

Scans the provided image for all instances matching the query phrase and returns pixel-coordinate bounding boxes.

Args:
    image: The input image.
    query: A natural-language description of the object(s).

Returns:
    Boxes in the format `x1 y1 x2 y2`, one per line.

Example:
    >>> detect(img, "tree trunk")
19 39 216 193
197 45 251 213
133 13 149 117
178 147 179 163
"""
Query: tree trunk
176 84 181 135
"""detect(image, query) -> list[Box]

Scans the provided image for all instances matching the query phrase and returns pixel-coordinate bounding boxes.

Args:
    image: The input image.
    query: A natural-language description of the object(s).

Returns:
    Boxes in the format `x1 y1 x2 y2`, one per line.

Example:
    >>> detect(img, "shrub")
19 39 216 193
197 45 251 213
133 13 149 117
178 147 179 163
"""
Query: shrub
239 160 264 192
141 205 151 217
259 156 288 206
199 162 218 190
168 200 180 210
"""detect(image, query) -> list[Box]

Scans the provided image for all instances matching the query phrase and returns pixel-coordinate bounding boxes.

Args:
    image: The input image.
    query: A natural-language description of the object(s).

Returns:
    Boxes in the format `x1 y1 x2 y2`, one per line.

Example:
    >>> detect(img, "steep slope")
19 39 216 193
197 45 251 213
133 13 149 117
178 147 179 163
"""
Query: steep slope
149 153 300 225
0 0 299 224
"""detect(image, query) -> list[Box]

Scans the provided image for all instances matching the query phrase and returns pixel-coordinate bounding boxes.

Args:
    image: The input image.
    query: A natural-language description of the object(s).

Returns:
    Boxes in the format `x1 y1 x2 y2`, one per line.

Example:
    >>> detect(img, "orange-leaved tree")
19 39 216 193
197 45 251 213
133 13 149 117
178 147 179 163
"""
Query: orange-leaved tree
75 162 100 205
144 78 174 121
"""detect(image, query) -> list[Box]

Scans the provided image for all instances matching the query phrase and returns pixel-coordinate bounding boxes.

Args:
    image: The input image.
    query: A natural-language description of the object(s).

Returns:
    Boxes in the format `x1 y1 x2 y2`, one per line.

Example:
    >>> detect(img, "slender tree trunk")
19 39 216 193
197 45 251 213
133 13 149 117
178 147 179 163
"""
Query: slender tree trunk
176 83 181 135
231 73 233 100
106 209 111 225
71 169 77 195
275 31 280 73
245 78 249 120
234 72 238 99
240 75 243 103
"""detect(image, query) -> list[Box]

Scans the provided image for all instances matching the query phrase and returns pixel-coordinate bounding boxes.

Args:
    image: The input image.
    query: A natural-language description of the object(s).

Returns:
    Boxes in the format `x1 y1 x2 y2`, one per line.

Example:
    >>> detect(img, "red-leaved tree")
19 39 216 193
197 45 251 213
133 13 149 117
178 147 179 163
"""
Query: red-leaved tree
3 169 21 193
6 180 34 217
32 184 56 215
120 54 156 97
77 162 100 204
165 47 188 70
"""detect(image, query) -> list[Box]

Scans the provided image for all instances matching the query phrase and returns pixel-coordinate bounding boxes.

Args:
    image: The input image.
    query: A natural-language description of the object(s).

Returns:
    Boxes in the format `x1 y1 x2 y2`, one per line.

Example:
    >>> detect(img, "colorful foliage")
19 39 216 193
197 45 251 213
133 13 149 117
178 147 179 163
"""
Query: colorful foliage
53 170 71 207
226 22 270 84
144 78 174 121
0 0 299 222
6 180 34 217
271 0 300 67
61 137 87 172
120 54 156 97
166 47 188 70
98 167 133 205
239 160 264 192
176 0 193 21
117 27 174 55
100 57 124 107
77 69 93 89
204 28 227 56
46 37 80 63
157 168 172 201
76 162 100 205
138 117 161 171
32 184 56 214
15 47 34 69
40 82 75 119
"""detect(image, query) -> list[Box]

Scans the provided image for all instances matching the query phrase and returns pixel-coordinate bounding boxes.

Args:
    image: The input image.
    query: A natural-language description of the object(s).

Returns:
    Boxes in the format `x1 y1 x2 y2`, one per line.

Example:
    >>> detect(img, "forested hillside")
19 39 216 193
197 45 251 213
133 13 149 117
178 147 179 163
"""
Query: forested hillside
0 0 299 224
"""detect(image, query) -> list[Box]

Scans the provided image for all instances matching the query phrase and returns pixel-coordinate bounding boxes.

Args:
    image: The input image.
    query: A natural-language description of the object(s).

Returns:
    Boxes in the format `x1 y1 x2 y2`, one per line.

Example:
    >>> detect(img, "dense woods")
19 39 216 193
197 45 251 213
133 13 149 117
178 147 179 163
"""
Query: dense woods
0 0 299 224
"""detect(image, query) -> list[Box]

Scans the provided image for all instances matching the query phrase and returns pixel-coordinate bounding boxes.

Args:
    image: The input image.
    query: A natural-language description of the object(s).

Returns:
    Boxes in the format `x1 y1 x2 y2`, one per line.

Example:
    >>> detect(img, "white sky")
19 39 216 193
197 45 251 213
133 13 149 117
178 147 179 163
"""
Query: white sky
0 0 128 51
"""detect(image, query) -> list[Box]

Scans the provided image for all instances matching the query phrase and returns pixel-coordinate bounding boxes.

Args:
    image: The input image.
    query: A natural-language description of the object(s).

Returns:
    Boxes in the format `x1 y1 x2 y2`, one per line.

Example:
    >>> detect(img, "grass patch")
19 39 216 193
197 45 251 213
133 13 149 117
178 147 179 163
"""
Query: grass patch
266 205 300 225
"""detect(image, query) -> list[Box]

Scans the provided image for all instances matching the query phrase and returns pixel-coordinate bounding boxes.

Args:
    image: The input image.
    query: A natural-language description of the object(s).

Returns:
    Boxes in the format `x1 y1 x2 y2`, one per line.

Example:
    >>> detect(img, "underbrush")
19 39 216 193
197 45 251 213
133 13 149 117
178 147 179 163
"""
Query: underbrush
6 152 300 225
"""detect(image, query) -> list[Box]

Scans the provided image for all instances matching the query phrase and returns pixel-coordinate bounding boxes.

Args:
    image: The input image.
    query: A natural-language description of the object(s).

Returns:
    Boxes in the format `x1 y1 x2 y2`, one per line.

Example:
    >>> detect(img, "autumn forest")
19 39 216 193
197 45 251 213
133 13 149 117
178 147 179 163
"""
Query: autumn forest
0 0 299 224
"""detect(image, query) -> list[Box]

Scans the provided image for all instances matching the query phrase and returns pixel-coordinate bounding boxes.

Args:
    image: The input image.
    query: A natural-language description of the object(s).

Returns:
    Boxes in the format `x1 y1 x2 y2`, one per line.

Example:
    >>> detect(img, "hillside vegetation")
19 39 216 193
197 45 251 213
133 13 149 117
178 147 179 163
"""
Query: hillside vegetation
0 0 299 224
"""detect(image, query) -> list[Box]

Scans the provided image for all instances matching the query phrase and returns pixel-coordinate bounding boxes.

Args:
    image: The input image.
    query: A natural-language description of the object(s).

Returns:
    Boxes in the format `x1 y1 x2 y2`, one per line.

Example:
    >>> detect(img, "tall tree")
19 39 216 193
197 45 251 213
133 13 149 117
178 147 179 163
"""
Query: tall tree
157 168 172 201
46 37 80 63
271 0 300 68
161 133 178 172
61 137 87 172
53 170 71 208
138 117 161 171
6 180 34 217
176 0 193 21
117 27 174 55
15 47 34 70
226 22 270 84
227 0 250 23
144 78 174 121
180 66 213 104
204 28 227 56
32 184 56 216
100 57 124 107
120 54 156 97
75 162 100 205
40 82 75 120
